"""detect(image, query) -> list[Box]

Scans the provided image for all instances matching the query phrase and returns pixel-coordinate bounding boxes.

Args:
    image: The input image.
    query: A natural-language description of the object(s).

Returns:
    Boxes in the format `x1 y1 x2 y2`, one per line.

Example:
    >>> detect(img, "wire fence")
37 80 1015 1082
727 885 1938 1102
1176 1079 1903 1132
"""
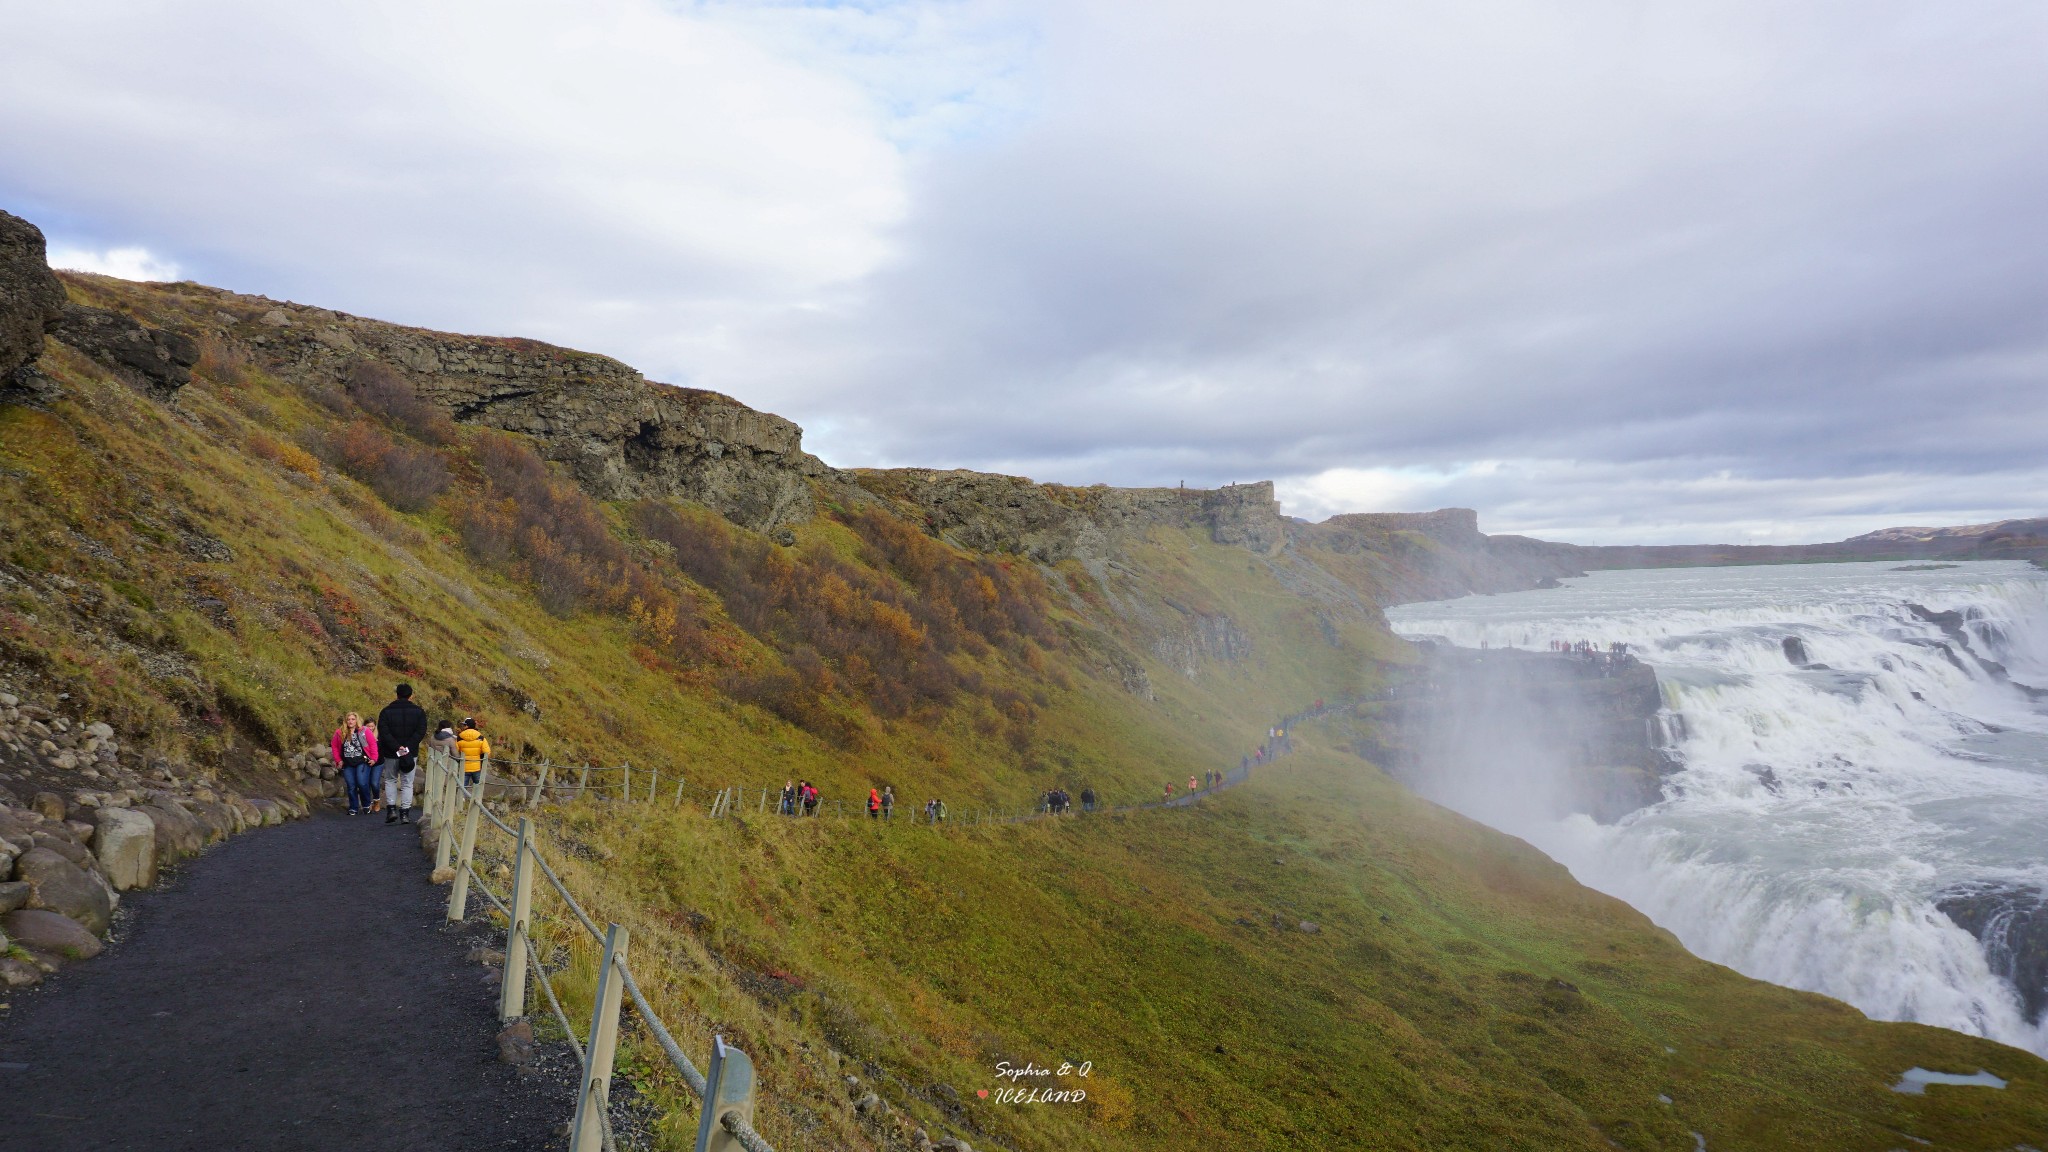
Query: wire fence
417 696 1342 1150
421 747 774 1152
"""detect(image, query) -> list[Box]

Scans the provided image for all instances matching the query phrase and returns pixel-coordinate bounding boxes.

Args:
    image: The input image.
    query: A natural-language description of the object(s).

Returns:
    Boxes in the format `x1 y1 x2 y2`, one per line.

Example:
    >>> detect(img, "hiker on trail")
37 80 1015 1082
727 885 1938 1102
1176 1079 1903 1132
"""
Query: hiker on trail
1189 774 1199 794
780 780 796 815
881 786 895 820
1080 786 1096 813
456 717 490 788
1164 782 1175 802
376 683 428 825
429 719 457 764
926 797 946 824
868 788 882 819
802 782 818 816
331 712 378 816
363 720 383 812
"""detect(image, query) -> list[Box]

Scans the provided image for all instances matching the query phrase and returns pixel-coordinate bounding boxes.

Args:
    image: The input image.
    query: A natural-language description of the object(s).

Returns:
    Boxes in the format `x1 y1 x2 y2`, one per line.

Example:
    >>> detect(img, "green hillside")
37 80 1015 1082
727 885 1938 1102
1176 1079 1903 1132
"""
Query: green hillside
2 267 2044 1150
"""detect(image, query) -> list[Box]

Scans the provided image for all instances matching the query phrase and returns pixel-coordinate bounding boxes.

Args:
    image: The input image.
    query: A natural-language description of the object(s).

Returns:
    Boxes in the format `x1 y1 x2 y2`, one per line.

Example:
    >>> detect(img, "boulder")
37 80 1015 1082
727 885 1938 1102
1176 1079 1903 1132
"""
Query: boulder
189 801 234 842
31 791 65 822
49 302 198 398
93 807 157 891
496 1019 536 1065
16 847 113 935
31 829 93 869
247 797 283 826
0 209 67 380
0 955 41 987
137 803 204 864
2 907 103 962
0 880 30 913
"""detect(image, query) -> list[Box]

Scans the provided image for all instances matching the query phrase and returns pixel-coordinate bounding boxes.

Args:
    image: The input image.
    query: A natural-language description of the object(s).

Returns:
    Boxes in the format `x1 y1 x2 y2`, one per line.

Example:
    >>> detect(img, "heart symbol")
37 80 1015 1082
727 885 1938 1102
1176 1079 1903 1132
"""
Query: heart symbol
976 1089 989 1099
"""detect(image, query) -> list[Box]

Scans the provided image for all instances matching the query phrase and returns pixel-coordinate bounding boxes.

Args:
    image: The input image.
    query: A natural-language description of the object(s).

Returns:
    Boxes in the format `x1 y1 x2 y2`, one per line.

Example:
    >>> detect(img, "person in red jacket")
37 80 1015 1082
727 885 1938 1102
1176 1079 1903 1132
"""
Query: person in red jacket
329 712 378 815
867 787 882 819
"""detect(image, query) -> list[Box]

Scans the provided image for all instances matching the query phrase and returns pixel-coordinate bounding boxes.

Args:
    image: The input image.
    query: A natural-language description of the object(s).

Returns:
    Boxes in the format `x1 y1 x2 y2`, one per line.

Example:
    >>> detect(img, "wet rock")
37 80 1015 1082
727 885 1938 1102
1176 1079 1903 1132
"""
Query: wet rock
1781 636 1810 666
16 847 113 935
93 806 157 890
1 907 103 962
1937 883 2048 1024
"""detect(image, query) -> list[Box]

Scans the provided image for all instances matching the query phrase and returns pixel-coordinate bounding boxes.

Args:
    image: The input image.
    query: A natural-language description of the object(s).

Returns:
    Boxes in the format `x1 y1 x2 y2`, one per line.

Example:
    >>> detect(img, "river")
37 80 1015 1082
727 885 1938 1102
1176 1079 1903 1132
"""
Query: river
1385 559 2048 1056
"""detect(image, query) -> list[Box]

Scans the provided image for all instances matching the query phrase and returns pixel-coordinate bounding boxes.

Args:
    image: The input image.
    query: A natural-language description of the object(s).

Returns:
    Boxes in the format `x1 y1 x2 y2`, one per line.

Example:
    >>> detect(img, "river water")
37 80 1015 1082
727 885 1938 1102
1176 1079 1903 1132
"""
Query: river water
1385 560 2048 1056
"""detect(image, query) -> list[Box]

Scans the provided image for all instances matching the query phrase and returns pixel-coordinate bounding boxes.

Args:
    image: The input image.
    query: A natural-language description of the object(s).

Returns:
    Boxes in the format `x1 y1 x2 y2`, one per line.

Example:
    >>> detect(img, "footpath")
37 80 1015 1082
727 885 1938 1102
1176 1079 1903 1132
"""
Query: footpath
0 810 570 1152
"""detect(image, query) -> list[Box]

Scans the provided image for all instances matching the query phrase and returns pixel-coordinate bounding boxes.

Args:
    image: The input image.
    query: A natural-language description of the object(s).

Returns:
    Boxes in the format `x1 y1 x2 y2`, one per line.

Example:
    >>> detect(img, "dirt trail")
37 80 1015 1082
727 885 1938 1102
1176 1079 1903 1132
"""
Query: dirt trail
0 810 569 1151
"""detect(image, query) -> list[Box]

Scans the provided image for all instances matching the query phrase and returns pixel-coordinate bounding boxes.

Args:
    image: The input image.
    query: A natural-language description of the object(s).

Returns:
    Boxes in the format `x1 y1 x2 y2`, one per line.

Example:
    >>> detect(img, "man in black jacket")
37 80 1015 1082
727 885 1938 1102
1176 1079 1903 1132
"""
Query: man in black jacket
376 683 429 825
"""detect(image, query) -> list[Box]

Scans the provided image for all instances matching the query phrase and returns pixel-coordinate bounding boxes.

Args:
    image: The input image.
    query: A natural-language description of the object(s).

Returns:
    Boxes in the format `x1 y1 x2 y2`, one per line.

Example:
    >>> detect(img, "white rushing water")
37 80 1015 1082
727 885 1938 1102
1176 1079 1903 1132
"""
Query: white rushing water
1385 560 2048 1056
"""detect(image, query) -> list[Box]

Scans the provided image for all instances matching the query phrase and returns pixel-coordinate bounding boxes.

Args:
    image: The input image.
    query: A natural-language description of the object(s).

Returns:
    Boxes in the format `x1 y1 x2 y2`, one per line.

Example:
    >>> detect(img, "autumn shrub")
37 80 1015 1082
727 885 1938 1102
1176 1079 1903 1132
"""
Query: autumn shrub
320 419 451 512
345 360 458 445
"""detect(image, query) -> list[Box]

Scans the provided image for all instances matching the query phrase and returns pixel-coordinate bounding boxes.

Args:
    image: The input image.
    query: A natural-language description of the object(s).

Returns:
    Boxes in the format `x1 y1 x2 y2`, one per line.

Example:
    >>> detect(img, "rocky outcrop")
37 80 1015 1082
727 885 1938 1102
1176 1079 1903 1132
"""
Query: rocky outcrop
50 302 199 398
0 208 69 394
152 288 829 536
1937 884 2048 1025
855 472 1287 563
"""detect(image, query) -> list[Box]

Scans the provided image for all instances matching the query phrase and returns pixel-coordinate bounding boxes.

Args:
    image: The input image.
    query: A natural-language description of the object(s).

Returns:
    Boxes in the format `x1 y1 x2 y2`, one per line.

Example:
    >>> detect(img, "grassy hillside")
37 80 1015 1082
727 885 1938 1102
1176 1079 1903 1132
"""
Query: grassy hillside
2 272 2044 1150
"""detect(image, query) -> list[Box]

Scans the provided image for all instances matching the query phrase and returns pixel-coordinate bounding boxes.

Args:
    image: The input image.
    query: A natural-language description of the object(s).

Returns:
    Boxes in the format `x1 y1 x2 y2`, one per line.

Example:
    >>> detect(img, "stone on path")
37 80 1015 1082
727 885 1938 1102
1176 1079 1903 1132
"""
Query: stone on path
0 955 41 986
1 907 104 962
496 1019 536 1065
93 807 158 890
17 847 113 935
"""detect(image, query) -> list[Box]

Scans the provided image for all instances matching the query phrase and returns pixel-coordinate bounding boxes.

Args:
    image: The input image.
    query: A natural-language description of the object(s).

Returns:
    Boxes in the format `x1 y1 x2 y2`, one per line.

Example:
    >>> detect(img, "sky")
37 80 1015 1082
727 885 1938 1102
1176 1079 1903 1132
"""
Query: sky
3 0 2044 545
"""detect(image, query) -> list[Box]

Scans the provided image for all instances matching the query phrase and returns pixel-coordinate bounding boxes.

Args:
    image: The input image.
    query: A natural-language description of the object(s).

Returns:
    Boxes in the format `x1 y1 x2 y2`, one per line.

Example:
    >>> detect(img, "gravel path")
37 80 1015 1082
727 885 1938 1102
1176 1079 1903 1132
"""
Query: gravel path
0 809 572 1151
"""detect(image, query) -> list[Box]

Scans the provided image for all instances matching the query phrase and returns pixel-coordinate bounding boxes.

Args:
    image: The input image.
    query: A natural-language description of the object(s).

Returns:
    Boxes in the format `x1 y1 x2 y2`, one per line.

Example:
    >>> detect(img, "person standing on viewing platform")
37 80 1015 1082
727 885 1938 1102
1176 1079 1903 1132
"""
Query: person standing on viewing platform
376 683 428 825
881 786 895 820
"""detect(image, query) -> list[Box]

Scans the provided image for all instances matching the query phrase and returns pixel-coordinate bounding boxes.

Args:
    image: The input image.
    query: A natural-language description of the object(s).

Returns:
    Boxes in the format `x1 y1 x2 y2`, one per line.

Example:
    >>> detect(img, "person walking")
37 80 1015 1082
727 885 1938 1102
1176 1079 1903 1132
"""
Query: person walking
881 786 895 820
330 712 378 816
1080 786 1095 813
1189 774 1199 794
429 719 457 763
363 720 383 812
456 717 490 789
780 780 797 816
868 787 882 820
376 683 428 825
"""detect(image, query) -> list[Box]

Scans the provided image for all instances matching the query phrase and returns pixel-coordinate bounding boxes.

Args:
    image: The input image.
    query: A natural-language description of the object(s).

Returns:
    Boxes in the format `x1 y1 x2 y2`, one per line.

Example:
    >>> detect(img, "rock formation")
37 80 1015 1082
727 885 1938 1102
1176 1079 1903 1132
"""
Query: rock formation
0 209 69 392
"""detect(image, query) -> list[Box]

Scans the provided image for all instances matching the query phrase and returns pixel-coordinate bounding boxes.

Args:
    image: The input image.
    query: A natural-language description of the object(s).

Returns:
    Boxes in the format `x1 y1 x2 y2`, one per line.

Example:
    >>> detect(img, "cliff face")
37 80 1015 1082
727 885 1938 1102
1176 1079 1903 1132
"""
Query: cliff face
851 471 1288 563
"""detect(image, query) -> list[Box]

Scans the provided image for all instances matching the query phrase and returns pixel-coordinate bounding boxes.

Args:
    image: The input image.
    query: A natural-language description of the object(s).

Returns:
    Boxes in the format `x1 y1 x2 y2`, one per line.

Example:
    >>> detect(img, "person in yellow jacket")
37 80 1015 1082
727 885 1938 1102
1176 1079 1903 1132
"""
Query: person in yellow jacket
455 717 490 787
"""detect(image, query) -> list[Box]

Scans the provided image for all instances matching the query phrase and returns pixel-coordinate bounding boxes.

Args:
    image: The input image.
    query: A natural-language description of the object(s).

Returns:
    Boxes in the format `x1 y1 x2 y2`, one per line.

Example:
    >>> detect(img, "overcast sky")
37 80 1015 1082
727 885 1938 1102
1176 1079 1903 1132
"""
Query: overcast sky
4 1 2044 544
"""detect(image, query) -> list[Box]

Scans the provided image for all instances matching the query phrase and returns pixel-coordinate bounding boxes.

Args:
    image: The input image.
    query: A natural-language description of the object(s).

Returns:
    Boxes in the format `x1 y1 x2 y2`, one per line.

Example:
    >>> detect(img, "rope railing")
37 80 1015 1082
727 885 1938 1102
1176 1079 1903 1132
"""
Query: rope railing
421 747 770 1152
416 698 1340 1151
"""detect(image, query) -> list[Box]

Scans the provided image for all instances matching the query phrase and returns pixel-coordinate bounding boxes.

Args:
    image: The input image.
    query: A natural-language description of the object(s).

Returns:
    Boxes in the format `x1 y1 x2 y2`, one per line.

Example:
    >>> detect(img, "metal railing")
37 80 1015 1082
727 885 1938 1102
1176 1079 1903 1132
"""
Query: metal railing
419 748 776 1152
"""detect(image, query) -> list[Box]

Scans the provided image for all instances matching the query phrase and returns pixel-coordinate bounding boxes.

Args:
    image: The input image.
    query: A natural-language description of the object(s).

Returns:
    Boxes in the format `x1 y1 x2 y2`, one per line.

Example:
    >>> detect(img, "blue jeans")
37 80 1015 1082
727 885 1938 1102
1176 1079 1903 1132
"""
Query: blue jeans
342 761 374 811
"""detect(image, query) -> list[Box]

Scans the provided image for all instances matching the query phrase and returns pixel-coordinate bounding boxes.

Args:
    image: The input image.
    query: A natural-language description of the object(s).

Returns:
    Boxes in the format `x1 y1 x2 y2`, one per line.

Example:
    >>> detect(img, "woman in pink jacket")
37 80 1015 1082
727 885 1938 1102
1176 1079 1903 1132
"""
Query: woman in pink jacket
330 712 379 815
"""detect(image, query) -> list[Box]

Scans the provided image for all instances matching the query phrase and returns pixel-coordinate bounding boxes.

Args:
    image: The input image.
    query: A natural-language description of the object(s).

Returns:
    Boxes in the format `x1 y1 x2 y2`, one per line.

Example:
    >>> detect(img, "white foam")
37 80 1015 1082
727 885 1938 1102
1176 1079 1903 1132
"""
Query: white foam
1388 561 2048 1056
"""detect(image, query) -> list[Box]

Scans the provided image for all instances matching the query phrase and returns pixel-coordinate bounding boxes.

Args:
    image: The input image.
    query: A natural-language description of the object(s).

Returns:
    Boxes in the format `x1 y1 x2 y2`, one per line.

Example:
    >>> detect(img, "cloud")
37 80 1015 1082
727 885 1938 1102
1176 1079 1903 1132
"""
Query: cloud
46 245 181 282
4 0 2043 543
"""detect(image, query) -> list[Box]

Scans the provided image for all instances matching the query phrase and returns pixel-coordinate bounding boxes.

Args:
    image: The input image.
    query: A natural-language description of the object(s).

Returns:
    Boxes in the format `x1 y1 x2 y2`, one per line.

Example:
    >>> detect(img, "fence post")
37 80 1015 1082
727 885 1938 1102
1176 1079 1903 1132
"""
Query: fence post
694 1034 760 1152
674 779 685 806
577 765 590 800
500 816 535 1023
448 764 487 921
623 762 632 802
531 759 550 809
650 765 658 804
569 924 630 1152
433 756 457 874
